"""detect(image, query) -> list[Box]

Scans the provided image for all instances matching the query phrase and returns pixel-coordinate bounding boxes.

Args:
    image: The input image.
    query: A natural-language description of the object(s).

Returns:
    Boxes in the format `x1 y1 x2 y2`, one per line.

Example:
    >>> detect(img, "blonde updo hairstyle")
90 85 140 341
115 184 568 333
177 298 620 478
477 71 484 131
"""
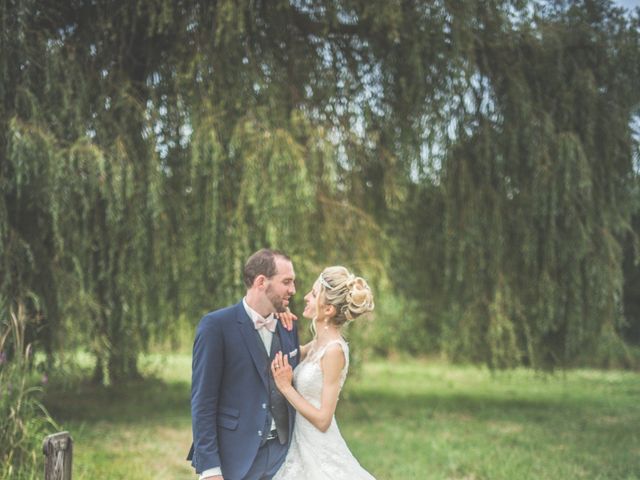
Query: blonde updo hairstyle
316 266 374 327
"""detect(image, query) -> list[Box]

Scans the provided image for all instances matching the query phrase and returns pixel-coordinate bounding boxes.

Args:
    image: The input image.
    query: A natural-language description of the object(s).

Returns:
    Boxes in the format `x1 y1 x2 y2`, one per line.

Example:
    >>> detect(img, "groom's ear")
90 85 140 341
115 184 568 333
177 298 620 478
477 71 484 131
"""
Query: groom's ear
254 274 267 289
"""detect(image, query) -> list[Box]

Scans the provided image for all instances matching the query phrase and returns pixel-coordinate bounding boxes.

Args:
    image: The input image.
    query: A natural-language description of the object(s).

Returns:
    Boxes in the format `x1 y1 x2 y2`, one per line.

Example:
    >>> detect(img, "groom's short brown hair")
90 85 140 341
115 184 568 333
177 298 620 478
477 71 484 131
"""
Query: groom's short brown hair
243 249 291 288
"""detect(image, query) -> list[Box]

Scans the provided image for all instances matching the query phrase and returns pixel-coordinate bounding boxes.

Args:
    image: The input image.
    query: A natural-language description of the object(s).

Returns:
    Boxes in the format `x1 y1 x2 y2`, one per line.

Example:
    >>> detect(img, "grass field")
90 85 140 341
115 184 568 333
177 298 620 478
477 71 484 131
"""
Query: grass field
42 355 640 479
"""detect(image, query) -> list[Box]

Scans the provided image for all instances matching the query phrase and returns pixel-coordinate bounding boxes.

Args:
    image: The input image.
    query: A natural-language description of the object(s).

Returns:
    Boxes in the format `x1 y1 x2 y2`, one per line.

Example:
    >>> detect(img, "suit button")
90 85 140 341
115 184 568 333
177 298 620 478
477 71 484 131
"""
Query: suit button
262 403 267 409
258 430 262 436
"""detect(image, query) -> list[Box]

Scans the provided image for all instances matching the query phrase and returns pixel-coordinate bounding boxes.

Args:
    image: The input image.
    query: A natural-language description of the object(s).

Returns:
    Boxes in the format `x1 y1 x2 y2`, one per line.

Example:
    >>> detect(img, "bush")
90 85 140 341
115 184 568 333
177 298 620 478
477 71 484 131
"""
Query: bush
0 302 57 480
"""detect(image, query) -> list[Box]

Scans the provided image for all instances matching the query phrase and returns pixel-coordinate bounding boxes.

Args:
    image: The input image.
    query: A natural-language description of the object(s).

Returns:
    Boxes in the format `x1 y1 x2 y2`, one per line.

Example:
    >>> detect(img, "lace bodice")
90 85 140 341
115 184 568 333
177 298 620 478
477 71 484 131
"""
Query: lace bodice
273 337 375 480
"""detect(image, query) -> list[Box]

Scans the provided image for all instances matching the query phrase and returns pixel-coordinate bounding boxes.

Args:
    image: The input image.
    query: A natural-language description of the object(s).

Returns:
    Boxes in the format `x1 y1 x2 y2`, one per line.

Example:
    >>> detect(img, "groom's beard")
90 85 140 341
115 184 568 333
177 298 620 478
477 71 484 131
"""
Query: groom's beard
265 284 288 313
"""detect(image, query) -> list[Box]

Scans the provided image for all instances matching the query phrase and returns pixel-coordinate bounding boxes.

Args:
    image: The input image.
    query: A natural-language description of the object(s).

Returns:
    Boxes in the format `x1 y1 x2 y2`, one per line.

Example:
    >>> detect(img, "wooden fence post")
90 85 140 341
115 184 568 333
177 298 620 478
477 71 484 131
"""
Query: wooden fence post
43 431 73 480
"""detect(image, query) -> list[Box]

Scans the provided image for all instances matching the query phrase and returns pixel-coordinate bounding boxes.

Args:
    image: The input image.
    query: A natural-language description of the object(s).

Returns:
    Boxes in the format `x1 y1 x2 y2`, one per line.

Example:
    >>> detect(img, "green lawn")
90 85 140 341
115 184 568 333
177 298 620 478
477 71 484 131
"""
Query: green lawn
43 355 640 479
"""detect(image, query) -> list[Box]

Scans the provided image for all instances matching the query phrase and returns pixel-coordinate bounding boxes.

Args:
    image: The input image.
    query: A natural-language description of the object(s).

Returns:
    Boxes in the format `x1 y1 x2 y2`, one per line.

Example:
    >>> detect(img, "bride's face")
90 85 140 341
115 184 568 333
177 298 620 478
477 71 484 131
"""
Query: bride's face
302 281 321 319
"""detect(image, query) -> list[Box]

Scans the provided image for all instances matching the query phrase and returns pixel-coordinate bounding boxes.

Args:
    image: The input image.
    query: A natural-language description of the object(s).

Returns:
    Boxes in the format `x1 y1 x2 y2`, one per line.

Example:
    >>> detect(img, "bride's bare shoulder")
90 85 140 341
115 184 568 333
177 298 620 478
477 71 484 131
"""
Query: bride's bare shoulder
320 342 346 372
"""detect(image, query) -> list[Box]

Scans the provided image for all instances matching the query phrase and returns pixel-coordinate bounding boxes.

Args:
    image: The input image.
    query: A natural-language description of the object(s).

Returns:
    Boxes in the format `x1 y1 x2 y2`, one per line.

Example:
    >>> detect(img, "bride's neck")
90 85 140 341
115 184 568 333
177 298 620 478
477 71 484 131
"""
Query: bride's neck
314 321 342 344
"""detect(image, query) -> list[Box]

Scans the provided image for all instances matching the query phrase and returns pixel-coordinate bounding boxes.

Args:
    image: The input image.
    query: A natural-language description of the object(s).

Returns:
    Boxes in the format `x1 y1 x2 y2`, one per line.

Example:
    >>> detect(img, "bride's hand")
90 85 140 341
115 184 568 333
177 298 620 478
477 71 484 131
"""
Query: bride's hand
271 351 293 392
275 309 298 331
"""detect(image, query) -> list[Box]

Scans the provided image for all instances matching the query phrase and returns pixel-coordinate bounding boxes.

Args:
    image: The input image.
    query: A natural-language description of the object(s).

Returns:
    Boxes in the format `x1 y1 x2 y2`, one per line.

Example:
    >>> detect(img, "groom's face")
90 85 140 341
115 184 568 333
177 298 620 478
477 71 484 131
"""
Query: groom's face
264 257 296 312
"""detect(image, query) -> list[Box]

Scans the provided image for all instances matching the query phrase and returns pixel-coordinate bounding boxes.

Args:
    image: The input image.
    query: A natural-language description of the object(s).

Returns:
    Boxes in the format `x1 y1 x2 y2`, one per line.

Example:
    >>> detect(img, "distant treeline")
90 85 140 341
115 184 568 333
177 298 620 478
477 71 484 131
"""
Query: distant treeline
1 0 639 381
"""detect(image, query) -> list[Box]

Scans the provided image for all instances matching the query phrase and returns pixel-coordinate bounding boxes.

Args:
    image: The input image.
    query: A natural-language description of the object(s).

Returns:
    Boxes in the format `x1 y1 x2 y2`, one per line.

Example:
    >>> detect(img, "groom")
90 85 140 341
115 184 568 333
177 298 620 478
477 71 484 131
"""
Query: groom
187 249 300 480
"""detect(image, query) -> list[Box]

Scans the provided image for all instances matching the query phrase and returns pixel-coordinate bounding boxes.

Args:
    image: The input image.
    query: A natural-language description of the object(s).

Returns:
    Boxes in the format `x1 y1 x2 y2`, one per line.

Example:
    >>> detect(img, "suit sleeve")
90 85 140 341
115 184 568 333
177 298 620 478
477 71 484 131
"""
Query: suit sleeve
191 316 224 473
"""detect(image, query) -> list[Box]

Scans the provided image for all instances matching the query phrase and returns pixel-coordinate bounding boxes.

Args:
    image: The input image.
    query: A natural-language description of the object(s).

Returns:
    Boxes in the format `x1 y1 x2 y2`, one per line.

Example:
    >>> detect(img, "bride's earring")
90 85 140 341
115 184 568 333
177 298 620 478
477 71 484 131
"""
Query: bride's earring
323 319 329 330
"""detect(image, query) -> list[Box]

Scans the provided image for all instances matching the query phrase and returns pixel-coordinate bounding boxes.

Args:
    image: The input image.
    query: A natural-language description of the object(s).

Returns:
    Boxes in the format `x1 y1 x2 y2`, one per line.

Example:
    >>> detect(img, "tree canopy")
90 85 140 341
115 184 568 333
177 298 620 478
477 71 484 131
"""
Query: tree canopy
1 0 639 381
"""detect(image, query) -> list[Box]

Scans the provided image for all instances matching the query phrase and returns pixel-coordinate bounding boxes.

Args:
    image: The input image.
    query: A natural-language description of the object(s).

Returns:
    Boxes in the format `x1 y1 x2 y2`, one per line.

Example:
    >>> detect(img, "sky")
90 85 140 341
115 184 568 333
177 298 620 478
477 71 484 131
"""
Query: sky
615 0 640 9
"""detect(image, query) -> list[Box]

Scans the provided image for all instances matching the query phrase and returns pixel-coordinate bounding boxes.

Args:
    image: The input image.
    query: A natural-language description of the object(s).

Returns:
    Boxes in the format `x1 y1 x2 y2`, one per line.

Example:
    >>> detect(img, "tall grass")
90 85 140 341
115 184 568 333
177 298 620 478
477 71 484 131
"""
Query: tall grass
0 301 57 480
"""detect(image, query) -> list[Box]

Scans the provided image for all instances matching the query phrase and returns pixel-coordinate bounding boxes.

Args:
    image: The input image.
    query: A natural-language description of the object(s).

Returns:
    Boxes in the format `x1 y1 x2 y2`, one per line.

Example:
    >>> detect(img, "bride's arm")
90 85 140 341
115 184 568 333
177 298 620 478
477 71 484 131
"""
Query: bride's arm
271 346 345 432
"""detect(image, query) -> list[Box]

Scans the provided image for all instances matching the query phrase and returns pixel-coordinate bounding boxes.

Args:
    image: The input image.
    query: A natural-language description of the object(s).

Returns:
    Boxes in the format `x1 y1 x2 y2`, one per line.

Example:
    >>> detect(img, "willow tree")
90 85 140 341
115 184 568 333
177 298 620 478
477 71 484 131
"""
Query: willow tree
0 0 391 382
2 0 638 378
389 0 640 368
1 2 170 381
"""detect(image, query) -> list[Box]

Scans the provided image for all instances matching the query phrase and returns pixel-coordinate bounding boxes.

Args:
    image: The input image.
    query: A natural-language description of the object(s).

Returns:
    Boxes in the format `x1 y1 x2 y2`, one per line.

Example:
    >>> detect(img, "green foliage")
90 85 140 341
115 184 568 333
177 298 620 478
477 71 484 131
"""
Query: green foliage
391 0 640 368
1 0 639 378
0 300 57 479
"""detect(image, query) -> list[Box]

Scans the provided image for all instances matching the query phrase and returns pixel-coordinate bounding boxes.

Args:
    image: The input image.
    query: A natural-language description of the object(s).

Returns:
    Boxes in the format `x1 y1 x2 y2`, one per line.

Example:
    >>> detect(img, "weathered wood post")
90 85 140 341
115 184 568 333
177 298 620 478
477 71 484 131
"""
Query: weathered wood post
43 431 73 480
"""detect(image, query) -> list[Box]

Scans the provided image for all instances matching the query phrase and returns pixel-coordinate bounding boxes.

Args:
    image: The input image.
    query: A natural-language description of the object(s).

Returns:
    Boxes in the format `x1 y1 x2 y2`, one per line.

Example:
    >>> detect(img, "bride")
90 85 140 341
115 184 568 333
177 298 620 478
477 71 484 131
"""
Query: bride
271 266 376 480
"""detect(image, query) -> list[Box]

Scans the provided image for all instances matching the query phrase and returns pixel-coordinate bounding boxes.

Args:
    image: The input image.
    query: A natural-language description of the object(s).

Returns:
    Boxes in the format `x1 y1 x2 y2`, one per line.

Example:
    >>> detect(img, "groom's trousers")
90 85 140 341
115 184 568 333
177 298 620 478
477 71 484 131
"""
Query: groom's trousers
236 436 288 480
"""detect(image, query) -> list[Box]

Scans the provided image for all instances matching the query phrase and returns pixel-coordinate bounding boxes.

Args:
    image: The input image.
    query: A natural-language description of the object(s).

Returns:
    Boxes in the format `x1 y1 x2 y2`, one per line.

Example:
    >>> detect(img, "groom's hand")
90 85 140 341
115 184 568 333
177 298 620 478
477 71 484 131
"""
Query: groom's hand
202 476 223 480
275 309 297 331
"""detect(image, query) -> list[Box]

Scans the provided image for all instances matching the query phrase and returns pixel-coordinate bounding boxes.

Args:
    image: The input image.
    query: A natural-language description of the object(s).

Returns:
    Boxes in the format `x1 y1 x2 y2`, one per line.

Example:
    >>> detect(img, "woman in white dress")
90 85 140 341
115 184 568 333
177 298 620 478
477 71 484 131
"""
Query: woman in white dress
270 266 376 480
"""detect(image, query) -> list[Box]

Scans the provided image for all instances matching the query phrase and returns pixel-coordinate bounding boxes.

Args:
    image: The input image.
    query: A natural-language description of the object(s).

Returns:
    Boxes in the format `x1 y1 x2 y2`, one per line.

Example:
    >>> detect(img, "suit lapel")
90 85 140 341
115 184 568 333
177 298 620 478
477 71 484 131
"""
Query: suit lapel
274 322 298 367
236 303 270 391
270 326 282 358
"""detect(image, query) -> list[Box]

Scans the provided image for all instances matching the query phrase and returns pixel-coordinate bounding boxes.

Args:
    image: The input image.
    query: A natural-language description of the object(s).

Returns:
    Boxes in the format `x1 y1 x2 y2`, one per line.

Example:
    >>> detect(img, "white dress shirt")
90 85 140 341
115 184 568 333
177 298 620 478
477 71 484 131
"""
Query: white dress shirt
199 299 276 479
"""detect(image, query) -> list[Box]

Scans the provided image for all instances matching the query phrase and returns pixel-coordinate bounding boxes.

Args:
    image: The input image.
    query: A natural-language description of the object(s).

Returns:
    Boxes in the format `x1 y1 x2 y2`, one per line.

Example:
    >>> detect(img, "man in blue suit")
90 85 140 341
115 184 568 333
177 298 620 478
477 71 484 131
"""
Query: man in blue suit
188 249 300 480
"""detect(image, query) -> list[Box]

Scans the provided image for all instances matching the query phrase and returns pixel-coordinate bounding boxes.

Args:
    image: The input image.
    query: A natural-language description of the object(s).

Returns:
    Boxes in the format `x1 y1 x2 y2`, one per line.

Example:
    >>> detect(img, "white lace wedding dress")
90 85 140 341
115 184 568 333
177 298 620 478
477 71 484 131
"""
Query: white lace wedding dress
273 338 375 480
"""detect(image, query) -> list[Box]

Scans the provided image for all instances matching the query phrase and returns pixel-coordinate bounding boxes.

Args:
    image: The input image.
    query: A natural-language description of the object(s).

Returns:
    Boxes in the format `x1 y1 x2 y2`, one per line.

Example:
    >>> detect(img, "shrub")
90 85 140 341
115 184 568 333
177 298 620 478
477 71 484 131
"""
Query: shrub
0 301 57 480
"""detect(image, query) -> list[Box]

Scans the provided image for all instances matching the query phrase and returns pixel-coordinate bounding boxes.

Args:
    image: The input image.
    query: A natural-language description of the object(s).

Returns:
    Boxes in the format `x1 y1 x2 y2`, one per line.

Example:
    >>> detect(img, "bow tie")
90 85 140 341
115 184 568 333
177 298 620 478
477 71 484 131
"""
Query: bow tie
253 314 276 333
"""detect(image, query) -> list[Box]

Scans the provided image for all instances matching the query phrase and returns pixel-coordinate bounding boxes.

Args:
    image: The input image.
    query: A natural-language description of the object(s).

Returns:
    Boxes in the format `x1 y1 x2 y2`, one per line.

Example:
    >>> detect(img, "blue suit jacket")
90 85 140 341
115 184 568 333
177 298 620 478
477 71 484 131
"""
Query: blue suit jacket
188 301 300 478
